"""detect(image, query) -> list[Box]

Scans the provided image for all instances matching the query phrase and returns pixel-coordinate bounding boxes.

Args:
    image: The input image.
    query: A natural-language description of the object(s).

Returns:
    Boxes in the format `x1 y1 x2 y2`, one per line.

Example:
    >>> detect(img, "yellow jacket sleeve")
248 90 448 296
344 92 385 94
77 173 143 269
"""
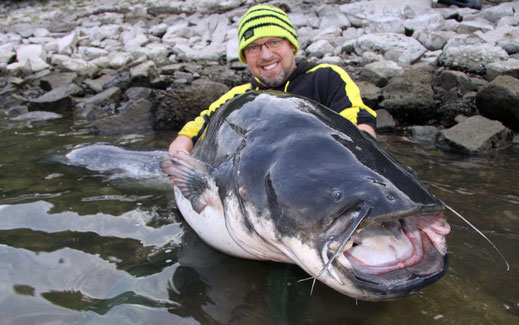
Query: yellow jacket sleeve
178 84 252 142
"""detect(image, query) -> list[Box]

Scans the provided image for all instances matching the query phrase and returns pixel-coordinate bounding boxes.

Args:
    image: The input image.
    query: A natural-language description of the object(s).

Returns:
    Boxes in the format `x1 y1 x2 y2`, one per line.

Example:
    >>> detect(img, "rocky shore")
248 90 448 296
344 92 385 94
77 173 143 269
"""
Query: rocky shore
1 0 518 153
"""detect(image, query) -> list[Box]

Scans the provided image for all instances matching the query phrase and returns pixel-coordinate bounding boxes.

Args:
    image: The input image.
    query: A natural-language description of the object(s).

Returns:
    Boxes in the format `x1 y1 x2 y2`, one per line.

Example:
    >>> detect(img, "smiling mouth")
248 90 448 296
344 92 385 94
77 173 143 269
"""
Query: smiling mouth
323 213 450 287
262 62 278 71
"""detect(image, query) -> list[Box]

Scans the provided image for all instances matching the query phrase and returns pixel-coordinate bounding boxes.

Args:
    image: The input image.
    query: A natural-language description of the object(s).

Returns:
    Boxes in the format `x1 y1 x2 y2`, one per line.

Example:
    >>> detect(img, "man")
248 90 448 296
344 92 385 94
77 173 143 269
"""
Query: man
169 4 376 155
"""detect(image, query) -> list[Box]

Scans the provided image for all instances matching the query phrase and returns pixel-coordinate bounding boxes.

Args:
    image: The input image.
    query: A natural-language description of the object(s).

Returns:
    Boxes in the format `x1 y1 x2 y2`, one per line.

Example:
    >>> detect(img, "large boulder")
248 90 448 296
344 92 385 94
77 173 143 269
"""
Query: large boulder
359 60 404 87
379 68 439 125
476 75 519 130
439 43 509 74
28 83 83 112
152 79 229 131
354 33 427 65
91 98 154 136
442 115 514 153
74 87 122 122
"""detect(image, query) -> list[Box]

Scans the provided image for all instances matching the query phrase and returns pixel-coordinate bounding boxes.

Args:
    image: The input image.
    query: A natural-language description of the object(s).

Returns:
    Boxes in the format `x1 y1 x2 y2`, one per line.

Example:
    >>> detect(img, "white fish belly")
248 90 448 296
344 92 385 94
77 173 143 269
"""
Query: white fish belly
174 187 256 259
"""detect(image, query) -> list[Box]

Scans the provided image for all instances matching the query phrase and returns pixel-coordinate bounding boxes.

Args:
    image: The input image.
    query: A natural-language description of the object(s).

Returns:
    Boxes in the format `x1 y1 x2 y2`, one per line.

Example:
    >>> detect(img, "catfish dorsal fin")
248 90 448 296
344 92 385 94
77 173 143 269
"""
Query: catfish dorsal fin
161 151 218 213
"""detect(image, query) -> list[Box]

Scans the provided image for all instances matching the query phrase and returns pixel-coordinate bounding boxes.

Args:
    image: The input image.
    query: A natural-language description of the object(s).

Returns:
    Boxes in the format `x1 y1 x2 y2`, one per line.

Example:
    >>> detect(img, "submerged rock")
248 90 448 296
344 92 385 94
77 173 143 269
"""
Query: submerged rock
404 125 439 143
28 83 82 112
91 98 154 136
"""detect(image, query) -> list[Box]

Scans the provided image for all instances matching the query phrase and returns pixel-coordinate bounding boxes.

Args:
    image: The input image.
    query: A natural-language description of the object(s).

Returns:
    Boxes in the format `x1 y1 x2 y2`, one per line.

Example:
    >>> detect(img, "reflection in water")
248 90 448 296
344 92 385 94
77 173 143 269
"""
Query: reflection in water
0 118 518 324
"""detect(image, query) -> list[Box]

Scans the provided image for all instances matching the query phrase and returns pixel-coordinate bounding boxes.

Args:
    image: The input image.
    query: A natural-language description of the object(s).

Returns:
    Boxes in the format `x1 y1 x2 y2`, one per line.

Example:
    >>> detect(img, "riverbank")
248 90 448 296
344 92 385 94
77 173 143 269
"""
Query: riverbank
1 0 518 153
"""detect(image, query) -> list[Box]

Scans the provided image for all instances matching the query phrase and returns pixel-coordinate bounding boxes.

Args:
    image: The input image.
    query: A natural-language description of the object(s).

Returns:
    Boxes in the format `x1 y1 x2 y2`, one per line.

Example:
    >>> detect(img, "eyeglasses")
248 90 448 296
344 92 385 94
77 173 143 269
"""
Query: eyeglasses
243 38 287 58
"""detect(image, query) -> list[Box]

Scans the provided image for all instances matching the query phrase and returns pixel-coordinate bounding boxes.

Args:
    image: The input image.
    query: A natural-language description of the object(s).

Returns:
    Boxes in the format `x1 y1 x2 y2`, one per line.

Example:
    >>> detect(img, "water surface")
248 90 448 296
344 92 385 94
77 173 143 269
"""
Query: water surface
1 114 518 324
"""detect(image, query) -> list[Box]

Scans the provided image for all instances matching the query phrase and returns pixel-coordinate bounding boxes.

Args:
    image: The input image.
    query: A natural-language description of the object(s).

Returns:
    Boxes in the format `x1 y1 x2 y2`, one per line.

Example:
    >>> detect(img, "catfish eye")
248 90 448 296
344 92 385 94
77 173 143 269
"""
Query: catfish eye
331 188 343 201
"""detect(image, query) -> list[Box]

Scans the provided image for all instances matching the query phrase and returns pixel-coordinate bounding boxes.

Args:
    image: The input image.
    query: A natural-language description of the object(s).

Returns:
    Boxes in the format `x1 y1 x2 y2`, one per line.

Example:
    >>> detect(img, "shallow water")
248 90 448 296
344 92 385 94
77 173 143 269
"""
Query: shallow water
0 114 518 325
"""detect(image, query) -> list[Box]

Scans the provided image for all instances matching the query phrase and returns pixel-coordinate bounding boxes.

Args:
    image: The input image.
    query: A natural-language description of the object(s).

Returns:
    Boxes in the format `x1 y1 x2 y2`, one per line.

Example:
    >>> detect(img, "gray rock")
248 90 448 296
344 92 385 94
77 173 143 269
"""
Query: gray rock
81 87 122 107
375 109 396 131
130 60 158 83
125 87 153 101
321 55 343 66
435 70 474 93
6 105 28 117
413 30 456 51
57 31 79 55
149 23 169 38
29 83 83 112
497 39 519 55
106 52 133 69
486 59 519 81
482 2 516 24
173 71 195 84
379 69 439 124
442 115 514 153
404 125 439 143
354 33 426 65
226 37 240 63
316 5 351 30
0 43 15 65
476 75 519 130
366 17 405 34
37 72 79 91
21 57 49 74
360 60 404 87
62 58 99 77
476 26 519 46
16 44 47 64
357 81 381 109
78 46 109 60
457 19 494 34
132 43 169 62
152 79 229 130
202 65 243 86
74 87 122 122
436 97 477 127
0 82 28 110
12 111 62 121
497 15 519 28
121 28 149 52
306 39 334 58
404 12 445 33
92 98 154 136
439 43 509 74
84 74 119 93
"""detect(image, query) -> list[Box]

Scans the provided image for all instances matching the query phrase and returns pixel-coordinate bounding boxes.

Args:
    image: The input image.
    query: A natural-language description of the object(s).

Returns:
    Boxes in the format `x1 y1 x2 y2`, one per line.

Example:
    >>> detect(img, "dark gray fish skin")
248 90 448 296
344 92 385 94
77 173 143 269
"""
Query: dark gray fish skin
164 91 450 301
195 91 443 234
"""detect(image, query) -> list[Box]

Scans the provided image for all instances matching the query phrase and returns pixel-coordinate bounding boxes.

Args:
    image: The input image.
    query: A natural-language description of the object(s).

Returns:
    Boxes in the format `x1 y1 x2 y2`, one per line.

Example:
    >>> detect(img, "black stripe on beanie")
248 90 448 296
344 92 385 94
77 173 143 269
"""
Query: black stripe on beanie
246 6 288 18
238 13 293 36
240 22 297 42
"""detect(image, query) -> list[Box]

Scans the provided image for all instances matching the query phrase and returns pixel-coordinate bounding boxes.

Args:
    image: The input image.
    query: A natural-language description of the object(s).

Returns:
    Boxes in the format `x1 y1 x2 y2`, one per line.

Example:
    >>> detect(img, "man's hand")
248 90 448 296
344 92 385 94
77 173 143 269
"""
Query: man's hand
166 135 194 189
358 124 376 138
169 135 194 155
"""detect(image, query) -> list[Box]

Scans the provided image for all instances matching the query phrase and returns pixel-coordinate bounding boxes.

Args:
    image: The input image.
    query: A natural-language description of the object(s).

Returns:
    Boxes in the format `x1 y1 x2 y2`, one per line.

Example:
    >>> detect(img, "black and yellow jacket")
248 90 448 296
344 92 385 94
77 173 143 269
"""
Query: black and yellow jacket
178 60 377 143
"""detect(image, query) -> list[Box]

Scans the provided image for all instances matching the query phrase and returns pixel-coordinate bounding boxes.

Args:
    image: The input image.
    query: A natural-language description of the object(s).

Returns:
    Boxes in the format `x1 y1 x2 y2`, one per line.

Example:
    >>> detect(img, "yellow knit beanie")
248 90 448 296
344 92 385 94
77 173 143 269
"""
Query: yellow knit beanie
238 5 299 63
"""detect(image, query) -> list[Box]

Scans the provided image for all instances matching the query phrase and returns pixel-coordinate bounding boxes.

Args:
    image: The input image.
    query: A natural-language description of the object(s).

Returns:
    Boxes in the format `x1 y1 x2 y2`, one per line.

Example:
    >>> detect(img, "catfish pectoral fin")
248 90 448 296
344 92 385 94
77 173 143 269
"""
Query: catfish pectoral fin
161 152 218 213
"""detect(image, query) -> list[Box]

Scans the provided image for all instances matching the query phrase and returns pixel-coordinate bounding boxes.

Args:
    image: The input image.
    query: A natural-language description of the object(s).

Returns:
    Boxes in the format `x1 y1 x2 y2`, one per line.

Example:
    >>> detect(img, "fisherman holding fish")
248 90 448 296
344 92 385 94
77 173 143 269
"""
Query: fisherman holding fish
169 4 377 156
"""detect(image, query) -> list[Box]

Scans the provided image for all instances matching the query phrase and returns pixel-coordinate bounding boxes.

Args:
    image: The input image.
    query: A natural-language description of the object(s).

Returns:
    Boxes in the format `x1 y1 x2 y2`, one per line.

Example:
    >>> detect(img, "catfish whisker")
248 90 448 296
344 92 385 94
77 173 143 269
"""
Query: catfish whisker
443 201 510 271
298 204 372 295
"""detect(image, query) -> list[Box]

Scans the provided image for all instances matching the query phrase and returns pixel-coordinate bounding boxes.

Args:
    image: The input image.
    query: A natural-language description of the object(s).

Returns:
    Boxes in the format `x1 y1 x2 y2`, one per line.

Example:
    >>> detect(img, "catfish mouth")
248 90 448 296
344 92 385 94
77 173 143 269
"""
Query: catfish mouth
323 213 451 297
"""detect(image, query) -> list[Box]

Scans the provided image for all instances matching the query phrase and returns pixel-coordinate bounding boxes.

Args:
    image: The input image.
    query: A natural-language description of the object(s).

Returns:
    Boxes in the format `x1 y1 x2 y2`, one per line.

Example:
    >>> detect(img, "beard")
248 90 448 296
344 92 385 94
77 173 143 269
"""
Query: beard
257 68 289 88
256 59 297 88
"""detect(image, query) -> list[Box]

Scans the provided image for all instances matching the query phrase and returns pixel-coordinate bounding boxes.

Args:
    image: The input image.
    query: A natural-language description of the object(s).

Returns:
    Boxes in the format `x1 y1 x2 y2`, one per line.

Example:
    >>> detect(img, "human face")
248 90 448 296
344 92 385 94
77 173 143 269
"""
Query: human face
244 37 297 88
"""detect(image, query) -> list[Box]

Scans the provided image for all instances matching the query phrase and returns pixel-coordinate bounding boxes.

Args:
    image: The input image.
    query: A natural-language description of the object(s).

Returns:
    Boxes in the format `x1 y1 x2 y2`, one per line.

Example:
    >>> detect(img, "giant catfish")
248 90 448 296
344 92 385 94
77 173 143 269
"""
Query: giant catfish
161 91 450 301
